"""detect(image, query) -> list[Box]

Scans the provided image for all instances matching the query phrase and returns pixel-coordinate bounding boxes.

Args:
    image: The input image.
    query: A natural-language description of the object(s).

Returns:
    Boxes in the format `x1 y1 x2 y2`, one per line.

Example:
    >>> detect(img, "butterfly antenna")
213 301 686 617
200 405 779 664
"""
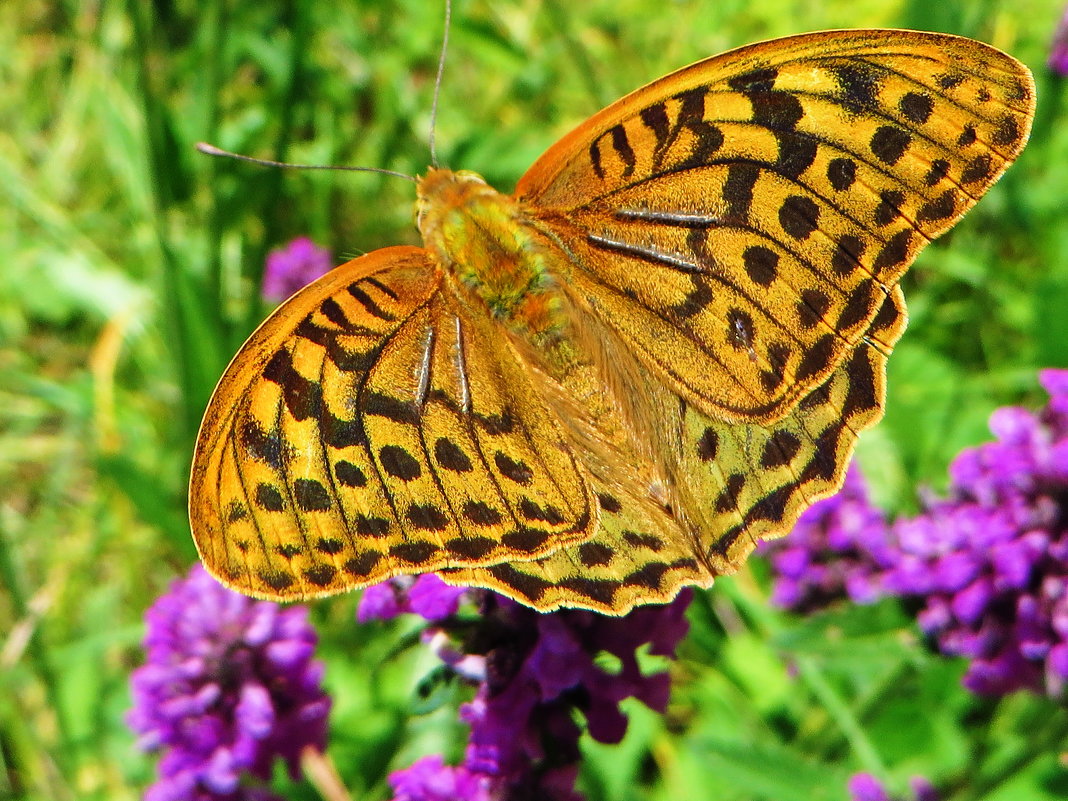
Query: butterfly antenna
428 0 452 168
195 143 417 183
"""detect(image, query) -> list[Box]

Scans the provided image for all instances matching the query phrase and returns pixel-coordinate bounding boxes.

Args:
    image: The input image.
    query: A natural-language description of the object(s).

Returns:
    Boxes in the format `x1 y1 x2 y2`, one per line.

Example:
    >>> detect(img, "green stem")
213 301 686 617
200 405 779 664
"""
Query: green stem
713 579 887 771
542 0 606 108
201 0 228 343
126 0 200 445
792 655 887 775
0 519 74 779
958 703 1068 801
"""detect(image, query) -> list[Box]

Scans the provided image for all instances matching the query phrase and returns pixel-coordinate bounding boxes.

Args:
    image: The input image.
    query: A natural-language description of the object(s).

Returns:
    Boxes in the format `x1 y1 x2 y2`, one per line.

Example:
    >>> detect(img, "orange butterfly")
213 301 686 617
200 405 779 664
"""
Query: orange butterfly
191 29 1034 614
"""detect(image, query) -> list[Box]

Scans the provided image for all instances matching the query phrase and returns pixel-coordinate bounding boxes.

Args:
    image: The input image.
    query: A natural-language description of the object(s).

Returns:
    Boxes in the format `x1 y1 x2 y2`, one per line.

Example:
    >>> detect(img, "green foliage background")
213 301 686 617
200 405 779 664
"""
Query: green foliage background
2 0 1067 799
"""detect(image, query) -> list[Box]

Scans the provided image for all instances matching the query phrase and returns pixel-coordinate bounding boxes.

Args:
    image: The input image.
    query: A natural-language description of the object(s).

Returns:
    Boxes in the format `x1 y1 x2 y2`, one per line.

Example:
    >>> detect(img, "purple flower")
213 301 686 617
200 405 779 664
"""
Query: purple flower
761 465 892 612
1051 5 1068 76
848 773 939 801
461 590 691 792
388 755 492 801
128 565 330 800
849 774 891 801
384 588 693 801
881 370 1068 696
262 237 332 302
357 574 469 623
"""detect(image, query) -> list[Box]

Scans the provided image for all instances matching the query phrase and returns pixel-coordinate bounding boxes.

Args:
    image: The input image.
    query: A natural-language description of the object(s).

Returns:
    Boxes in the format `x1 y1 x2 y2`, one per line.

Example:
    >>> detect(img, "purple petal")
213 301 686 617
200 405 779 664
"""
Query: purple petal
1048 643 1068 679
236 682 275 740
408 574 467 621
203 747 238 794
951 578 994 625
358 582 405 622
262 237 332 302
847 772 890 801
909 776 940 801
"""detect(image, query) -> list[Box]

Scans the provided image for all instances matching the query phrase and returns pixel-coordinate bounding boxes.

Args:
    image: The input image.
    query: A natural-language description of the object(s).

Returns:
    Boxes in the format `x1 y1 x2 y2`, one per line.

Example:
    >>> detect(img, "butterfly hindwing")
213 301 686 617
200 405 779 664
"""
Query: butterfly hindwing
191 246 594 600
518 30 1033 424
442 287 907 614
440 477 714 614
683 286 907 574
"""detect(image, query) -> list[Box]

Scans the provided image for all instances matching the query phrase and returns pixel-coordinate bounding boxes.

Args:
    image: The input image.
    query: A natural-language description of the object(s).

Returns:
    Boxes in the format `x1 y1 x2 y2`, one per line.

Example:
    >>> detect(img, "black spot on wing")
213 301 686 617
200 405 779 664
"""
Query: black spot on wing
263 349 323 421
743 245 779 286
832 64 880 112
870 126 911 165
256 483 285 512
761 430 801 468
363 392 420 425
795 333 835 383
494 452 533 485
347 284 396 321
728 66 778 93
379 445 421 481
294 478 331 512
898 91 933 124
872 230 913 274
610 124 636 178
335 460 367 487
779 195 820 240
827 157 857 191
343 551 382 577
407 503 449 531
722 164 760 223
242 420 285 469
434 438 473 472
917 190 956 224
304 564 337 587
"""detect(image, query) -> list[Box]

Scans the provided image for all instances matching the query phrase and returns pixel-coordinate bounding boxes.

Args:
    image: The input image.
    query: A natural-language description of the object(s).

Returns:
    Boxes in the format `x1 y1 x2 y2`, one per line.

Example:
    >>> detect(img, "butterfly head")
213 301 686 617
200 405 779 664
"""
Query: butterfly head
416 169 493 234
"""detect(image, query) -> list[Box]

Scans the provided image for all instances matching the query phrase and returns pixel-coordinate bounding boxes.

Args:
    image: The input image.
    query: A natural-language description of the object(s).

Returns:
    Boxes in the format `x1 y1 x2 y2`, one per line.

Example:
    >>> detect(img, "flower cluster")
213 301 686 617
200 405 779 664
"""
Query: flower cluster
128 565 330 801
848 773 938 801
763 370 1068 699
761 465 892 612
368 580 694 801
883 370 1068 696
262 237 332 303
1051 5 1068 77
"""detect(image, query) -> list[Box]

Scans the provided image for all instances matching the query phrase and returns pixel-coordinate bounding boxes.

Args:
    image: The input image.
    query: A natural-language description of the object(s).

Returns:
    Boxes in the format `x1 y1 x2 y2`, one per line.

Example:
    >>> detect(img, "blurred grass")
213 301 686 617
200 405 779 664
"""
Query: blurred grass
1 0 1067 799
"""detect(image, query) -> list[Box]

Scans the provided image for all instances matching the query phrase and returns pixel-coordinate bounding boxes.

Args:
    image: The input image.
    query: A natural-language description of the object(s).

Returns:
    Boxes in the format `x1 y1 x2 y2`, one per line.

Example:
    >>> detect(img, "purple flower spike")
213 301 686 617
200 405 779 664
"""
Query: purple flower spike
881 370 1068 697
262 237 332 302
762 465 892 612
387 589 693 801
1051 6 1068 77
762 370 1068 699
459 590 692 798
848 773 940 801
128 565 330 800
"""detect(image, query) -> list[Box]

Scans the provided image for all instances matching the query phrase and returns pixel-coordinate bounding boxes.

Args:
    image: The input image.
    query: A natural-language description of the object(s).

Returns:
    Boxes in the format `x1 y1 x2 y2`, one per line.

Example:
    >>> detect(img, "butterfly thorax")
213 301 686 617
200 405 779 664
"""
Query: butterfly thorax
417 168 567 350
416 169 665 488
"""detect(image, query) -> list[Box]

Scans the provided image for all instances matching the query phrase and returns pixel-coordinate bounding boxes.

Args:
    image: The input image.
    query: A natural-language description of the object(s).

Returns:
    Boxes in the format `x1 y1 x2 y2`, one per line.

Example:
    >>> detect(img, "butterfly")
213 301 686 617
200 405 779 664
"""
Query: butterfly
190 29 1034 614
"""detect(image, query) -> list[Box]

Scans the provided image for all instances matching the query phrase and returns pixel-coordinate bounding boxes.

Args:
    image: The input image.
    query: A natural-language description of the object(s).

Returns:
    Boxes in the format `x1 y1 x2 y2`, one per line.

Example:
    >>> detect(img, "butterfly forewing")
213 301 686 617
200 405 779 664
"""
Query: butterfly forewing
191 246 594 600
518 29 1034 424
